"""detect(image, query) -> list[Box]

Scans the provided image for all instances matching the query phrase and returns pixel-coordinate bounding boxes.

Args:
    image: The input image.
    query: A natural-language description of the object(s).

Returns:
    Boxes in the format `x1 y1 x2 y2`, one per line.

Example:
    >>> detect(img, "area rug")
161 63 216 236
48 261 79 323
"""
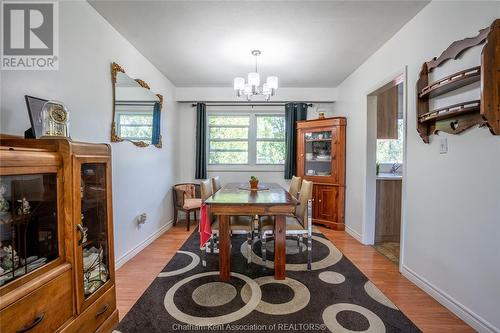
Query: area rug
115 232 420 333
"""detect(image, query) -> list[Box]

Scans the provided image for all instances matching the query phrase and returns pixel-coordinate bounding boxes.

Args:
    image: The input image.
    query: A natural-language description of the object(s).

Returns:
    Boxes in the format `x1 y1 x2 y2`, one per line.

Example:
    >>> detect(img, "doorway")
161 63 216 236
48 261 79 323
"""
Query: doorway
365 70 407 268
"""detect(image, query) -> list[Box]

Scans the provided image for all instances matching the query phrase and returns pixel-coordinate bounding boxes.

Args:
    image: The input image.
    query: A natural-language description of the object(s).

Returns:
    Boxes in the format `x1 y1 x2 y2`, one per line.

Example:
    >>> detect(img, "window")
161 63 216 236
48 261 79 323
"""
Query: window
208 113 285 167
376 119 404 164
208 115 249 164
256 115 285 164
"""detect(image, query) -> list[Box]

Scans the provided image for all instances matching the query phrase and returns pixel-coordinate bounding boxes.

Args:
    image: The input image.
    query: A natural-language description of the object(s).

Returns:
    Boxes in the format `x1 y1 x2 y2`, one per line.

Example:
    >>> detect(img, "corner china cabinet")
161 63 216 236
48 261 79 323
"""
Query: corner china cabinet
0 137 117 333
296 118 346 230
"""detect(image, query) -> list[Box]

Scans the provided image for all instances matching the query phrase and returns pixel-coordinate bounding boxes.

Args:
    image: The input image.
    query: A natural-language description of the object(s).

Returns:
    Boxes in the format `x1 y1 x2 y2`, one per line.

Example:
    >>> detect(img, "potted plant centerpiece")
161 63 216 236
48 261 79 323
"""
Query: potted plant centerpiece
249 176 259 190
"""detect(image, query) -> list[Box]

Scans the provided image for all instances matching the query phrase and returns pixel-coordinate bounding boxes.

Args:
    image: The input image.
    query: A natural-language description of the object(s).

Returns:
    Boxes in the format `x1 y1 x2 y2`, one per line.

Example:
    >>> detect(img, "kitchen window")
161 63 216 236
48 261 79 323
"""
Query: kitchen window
208 113 285 169
377 119 404 164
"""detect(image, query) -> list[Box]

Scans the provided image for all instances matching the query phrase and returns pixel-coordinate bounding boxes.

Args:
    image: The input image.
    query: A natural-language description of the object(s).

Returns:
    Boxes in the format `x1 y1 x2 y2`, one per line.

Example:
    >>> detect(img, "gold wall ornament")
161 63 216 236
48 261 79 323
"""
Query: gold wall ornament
135 79 151 90
154 135 163 148
156 94 164 110
111 62 125 84
132 141 149 148
110 62 163 148
110 122 124 142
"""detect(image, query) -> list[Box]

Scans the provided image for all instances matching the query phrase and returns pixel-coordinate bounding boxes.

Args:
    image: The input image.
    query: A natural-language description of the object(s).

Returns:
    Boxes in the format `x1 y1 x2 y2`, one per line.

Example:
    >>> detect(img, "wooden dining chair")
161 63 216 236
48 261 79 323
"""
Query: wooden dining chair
172 183 201 231
211 176 222 193
259 180 314 270
200 179 254 265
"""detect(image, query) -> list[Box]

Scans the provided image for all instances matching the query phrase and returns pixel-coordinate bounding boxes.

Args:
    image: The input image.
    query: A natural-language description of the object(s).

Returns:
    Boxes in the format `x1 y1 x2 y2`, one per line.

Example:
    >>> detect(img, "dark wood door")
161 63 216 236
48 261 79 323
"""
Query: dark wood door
314 185 338 223
377 85 398 139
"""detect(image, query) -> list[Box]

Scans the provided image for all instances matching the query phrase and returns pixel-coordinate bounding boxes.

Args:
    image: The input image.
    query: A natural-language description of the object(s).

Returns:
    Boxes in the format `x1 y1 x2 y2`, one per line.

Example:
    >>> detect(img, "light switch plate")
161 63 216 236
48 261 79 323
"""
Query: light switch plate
439 137 448 154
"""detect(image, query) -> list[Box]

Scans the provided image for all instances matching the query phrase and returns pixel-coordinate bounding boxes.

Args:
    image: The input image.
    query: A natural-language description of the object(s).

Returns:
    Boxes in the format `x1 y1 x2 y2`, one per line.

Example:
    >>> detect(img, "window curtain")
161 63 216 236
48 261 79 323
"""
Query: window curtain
284 102 308 179
195 102 207 179
151 101 161 145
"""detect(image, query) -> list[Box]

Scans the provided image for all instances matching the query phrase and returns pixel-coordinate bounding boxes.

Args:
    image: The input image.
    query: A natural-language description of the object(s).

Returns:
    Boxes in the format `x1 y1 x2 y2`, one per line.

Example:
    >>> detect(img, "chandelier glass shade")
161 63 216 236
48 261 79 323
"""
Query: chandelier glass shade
233 50 278 101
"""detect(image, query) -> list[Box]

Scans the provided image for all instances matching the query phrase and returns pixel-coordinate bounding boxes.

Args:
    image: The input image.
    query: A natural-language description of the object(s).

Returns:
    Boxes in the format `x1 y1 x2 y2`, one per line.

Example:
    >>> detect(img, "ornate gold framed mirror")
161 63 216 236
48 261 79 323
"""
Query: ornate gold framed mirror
111 62 163 148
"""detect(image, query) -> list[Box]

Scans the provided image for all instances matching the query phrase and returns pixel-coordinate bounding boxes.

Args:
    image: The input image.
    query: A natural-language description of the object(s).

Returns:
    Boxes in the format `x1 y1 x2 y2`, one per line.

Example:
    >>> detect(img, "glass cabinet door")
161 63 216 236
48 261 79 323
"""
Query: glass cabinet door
0 174 59 287
78 163 109 299
303 130 333 177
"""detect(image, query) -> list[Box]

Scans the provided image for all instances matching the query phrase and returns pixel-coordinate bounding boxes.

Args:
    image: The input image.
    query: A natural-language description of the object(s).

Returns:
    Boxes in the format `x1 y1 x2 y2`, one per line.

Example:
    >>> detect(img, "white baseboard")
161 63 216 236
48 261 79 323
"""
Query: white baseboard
402 265 498 333
344 224 363 243
115 219 174 270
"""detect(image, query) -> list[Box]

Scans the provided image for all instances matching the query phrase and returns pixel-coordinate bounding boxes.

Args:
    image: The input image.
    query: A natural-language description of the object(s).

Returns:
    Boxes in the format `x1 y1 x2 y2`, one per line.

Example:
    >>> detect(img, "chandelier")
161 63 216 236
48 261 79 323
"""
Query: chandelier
233 50 278 101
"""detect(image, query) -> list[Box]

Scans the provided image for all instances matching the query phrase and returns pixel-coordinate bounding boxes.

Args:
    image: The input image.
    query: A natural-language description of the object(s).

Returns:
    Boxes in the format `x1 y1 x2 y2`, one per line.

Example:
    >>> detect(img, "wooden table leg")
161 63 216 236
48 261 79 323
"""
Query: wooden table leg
218 214 230 281
274 214 286 280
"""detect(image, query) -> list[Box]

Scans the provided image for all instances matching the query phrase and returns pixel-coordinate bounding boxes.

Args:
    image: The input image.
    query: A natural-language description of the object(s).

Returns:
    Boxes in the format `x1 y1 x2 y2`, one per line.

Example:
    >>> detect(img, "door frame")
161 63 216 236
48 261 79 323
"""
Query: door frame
363 66 408 272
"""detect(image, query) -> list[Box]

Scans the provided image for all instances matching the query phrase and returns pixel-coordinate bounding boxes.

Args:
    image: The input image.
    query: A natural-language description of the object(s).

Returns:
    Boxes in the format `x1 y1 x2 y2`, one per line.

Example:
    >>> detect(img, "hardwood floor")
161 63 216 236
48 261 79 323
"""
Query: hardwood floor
115 223 193 319
319 228 474 333
115 220 473 332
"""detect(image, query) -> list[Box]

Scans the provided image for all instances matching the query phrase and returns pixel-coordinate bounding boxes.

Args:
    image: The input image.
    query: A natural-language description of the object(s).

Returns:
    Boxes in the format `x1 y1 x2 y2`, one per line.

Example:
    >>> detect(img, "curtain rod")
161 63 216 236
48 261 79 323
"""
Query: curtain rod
187 102 333 107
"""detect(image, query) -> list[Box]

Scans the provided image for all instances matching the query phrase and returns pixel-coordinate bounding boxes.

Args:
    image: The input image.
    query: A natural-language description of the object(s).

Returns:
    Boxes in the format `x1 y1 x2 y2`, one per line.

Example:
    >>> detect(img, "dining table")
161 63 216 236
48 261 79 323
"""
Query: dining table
204 182 299 281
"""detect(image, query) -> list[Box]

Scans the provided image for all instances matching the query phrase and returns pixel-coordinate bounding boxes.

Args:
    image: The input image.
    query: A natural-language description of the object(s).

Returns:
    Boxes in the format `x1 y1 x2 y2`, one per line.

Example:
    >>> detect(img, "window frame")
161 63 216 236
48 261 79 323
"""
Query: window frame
207 110 285 172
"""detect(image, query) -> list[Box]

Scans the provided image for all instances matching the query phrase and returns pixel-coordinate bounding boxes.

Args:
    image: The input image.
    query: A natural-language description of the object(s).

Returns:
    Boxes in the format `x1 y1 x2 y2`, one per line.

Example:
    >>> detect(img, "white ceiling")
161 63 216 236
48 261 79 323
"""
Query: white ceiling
90 1 428 88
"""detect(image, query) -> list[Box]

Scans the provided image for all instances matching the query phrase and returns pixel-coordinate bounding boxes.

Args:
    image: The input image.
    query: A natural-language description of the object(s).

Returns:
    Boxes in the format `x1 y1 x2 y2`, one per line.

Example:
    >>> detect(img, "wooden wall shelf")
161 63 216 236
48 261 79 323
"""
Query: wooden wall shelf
416 19 500 143
418 66 480 99
419 100 480 123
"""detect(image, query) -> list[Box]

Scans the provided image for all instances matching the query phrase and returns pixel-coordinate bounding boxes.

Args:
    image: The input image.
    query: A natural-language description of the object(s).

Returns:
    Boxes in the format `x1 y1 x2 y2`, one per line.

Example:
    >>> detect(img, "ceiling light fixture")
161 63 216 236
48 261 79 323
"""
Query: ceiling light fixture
233 50 278 101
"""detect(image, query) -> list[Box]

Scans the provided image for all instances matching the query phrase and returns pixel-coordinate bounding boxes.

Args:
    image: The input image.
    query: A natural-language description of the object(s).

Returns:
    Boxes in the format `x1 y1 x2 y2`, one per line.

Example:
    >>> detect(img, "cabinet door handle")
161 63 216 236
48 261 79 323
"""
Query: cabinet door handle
76 224 88 245
318 199 322 203
17 313 44 333
95 304 109 317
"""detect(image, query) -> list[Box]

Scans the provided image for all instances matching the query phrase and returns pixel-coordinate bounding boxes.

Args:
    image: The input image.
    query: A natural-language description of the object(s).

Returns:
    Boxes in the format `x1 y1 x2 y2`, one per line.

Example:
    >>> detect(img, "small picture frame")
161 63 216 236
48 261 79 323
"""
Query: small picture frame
24 95 48 139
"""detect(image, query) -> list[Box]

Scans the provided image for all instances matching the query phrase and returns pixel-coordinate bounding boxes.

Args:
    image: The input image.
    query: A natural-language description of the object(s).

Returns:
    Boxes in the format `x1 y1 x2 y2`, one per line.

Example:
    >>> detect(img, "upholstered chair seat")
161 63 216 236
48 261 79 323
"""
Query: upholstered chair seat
210 216 253 231
260 215 305 231
183 198 202 210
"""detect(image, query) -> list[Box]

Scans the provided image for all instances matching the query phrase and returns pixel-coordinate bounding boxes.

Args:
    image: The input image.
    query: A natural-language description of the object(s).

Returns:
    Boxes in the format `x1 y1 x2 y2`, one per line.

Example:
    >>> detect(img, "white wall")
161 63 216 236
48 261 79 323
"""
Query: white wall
0 1 179 268
333 2 500 331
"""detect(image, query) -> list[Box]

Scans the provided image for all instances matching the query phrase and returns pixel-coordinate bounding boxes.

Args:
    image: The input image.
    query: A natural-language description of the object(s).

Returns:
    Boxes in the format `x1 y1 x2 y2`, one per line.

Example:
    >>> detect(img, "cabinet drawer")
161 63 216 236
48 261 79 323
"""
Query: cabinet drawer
62 285 116 333
0 269 72 333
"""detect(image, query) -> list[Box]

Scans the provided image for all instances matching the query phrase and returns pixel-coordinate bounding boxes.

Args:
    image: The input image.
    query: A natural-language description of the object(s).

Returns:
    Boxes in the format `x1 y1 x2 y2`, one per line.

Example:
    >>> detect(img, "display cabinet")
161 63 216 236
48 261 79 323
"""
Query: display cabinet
0 137 117 333
297 118 346 230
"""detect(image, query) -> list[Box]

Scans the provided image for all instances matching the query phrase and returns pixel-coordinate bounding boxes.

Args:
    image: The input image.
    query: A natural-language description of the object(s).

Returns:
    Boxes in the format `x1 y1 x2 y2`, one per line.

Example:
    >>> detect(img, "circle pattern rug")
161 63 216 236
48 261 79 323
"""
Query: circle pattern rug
115 232 421 333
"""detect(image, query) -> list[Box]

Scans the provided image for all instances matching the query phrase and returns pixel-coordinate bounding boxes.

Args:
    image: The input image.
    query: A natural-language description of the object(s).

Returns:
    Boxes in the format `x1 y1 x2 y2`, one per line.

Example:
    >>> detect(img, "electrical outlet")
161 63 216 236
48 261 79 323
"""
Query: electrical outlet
439 137 448 154
137 213 147 225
